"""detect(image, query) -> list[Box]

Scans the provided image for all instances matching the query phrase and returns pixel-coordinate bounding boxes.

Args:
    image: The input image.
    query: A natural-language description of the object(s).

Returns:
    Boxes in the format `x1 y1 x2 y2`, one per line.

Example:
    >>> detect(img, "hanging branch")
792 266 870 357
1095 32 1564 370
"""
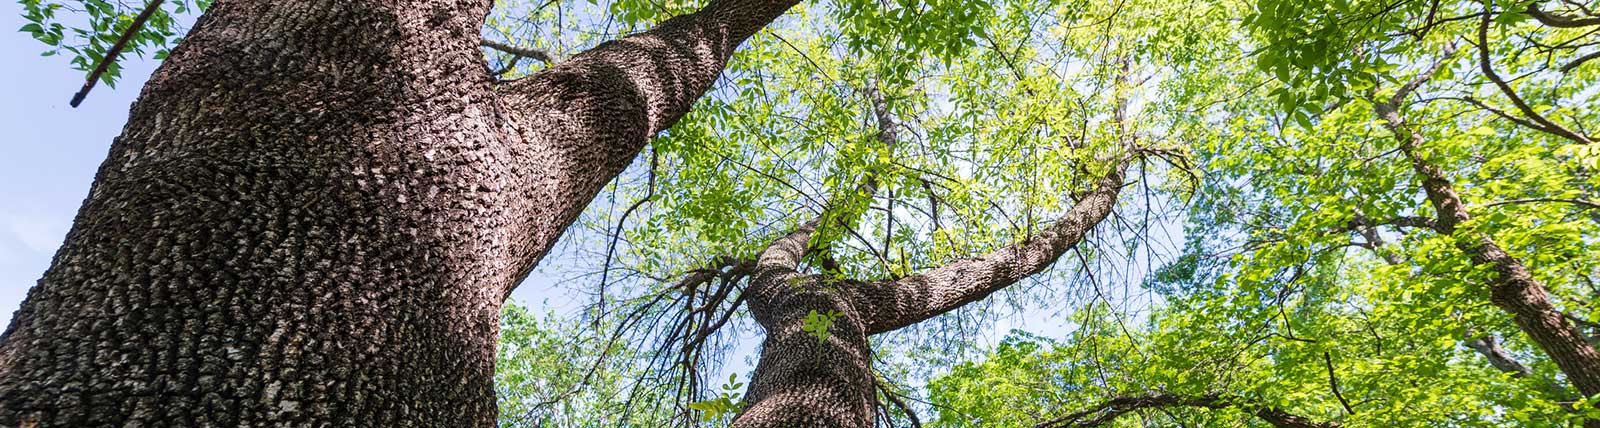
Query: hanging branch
1475 6 1594 144
70 0 165 107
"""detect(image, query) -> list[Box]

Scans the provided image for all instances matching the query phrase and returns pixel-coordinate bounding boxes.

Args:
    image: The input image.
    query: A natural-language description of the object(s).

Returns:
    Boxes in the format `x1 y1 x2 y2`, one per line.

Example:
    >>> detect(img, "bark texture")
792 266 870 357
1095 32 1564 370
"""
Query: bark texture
0 0 797 425
1373 100 1600 398
733 226 878 428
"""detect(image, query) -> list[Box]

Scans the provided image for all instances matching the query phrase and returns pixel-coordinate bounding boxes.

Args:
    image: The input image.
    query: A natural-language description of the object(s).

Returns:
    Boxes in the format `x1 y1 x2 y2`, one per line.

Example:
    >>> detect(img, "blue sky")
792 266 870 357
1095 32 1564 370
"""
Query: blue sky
0 10 167 327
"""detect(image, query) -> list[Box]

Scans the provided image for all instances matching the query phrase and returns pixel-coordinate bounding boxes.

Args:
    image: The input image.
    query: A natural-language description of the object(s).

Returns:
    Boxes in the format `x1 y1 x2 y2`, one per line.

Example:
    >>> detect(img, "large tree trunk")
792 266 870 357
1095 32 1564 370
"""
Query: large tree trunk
734 263 878 428
0 0 795 425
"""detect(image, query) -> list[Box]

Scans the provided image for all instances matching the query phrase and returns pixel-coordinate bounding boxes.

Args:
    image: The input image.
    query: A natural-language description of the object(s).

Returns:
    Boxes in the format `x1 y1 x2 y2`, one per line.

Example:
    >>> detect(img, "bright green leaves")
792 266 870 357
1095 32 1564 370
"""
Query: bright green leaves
832 0 994 80
688 374 748 422
20 0 210 87
801 309 842 343
495 303 673 427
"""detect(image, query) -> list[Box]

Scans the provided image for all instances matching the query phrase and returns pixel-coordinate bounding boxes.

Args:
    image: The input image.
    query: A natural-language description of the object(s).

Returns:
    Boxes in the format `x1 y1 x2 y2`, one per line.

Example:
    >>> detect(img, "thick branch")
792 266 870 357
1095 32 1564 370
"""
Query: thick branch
758 220 818 270
1374 95 1600 397
504 0 799 134
849 158 1130 335
1034 393 1337 428
1465 335 1536 377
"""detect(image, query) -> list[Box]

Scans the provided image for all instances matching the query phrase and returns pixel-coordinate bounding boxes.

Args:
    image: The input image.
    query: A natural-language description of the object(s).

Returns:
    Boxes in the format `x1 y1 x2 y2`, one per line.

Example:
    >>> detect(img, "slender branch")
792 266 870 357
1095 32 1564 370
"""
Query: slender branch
1477 8 1595 144
1561 50 1600 73
875 381 924 428
1034 393 1338 428
70 0 165 107
597 150 658 316
1454 96 1562 135
482 39 555 64
1484 197 1600 210
1323 352 1356 415
1392 42 1458 106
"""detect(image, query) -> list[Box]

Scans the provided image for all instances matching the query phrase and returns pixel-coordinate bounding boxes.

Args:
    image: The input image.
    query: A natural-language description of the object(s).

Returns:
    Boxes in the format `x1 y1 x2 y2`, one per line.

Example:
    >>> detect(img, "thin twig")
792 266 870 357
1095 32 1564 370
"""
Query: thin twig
71 0 165 107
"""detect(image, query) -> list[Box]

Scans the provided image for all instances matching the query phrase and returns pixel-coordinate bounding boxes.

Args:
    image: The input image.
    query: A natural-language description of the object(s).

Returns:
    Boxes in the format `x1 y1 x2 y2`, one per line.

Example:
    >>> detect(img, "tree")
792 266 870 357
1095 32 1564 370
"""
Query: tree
0 0 800 425
12 0 1600 425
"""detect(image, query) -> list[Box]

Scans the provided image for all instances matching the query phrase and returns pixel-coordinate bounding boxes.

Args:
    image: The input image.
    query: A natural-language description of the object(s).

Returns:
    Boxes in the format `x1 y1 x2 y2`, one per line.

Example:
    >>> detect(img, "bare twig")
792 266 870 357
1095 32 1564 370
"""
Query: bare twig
70 0 165 107
1527 3 1600 28
1324 351 1356 415
482 39 555 64
1484 197 1600 210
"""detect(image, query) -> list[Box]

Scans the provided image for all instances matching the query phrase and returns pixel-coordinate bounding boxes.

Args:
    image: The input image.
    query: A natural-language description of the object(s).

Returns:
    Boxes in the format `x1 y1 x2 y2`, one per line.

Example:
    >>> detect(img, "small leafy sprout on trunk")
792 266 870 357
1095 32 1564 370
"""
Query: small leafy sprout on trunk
802 309 843 344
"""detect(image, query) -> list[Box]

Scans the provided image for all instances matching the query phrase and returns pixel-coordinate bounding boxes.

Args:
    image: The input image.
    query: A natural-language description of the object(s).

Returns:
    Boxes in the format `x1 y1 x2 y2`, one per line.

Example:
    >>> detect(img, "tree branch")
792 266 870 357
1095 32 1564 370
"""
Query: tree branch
1465 335 1536 377
1476 8 1595 144
70 0 165 107
482 39 555 64
1484 197 1600 211
848 156 1130 335
502 0 800 135
1561 50 1600 73
1375 82 1600 397
1391 42 1458 106
1323 352 1356 415
1034 393 1338 428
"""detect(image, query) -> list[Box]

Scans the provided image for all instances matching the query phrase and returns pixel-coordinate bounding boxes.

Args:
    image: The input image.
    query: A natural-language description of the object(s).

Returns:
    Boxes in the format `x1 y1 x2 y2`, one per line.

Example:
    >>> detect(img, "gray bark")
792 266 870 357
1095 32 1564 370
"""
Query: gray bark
0 0 797 425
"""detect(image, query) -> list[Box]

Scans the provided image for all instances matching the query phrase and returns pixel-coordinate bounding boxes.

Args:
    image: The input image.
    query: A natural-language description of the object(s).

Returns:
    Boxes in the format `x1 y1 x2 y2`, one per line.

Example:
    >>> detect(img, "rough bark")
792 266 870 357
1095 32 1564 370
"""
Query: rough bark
1034 393 1338 428
0 0 797 425
733 225 878 428
1373 100 1600 398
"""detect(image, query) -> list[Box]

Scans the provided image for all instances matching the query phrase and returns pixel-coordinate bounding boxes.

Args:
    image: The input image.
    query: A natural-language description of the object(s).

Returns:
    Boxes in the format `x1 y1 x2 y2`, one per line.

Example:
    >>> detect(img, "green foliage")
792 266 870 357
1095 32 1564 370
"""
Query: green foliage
19 0 210 86
802 309 843 343
26 0 1600 425
687 374 747 422
495 303 672 427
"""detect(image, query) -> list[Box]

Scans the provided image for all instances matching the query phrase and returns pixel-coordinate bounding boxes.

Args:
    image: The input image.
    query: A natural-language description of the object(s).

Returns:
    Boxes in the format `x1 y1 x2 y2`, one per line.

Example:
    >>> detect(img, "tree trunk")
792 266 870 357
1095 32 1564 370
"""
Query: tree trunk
733 268 877 428
0 0 796 425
